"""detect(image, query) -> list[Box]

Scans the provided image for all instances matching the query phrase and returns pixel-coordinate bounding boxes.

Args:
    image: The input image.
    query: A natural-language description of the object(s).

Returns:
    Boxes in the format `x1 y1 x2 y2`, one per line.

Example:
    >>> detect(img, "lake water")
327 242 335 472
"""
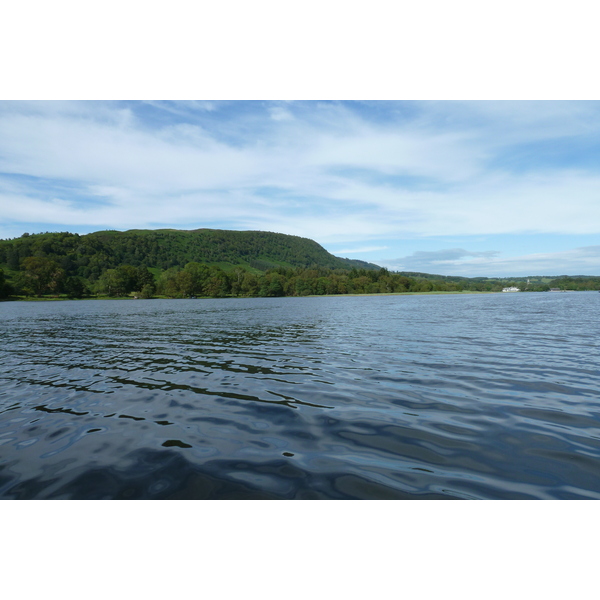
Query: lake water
1 292 600 499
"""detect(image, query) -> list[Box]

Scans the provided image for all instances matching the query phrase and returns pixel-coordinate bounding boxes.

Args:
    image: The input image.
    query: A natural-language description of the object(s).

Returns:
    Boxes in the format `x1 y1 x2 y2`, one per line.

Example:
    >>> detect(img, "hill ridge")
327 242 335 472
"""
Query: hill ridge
0 228 381 277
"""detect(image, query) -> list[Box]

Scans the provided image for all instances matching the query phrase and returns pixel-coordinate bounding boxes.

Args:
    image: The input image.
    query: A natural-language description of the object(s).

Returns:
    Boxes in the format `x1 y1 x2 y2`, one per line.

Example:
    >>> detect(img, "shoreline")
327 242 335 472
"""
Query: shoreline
4 290 588 303
2 290 510 302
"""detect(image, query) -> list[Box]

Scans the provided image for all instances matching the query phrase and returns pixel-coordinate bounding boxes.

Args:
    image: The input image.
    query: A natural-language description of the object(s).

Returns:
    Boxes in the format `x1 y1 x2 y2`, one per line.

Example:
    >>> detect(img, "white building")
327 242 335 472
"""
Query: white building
502 286 520 292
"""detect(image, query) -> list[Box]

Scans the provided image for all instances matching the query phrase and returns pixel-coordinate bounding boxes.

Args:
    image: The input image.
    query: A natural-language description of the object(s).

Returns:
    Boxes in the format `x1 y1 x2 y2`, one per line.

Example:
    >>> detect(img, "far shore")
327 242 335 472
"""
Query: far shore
307 290 498 297
2 290 516 302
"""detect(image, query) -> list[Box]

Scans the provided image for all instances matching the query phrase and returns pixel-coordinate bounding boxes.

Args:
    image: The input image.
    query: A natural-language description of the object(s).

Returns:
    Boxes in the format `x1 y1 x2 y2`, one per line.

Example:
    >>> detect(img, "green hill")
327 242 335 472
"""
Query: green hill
4 229 599 300
0 228 380 280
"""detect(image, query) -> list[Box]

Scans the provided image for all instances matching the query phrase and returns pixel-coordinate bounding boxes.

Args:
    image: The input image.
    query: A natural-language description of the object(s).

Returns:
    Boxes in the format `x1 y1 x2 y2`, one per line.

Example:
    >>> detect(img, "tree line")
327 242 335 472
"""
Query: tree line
2 230 600 300
4 257 600 300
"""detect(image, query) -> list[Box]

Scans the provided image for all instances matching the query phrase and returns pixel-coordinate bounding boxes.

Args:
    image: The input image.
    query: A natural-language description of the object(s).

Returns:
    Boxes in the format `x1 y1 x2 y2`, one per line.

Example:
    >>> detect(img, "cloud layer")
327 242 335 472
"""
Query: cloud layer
1 101 599 275
379 246 600 277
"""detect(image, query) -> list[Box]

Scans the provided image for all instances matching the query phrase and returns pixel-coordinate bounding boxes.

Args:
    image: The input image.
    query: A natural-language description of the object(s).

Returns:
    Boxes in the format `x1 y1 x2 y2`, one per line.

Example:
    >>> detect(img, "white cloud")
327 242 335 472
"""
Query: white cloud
141 100 219 117
379 246 600 277
1 100 600 259
269 106 294 121
334 246 389 255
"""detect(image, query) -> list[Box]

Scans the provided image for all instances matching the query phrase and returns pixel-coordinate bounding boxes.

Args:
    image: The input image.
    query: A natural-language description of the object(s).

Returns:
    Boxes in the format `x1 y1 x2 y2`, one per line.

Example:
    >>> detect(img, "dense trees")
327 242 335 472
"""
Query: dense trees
545 277 600 291
149 265 517 298
4 259 600 300
0 268 11 299
0 229 378 280
94 265 156 296
19 257 66 296
2 230 600 300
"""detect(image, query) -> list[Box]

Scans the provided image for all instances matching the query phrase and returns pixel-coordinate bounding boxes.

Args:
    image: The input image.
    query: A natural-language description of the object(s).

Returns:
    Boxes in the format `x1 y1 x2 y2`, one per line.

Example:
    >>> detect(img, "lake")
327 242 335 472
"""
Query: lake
1 292 600 499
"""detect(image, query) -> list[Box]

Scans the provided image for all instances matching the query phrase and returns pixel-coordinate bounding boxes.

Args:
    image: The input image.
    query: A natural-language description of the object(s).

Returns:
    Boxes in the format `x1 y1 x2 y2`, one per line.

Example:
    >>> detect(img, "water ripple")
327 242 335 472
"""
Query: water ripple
2 293 600 499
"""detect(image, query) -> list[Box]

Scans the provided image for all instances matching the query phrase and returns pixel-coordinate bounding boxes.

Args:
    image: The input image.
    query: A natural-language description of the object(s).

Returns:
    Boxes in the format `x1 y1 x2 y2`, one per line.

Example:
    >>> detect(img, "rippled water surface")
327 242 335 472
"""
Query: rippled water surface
2 293 600 499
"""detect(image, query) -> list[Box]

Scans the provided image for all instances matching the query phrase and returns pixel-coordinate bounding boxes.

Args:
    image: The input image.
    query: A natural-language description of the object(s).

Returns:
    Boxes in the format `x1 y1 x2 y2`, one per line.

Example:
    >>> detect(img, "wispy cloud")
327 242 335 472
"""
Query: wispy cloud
269 106 294 121
1 100 600 274
379 246 600 277
334 246 389 255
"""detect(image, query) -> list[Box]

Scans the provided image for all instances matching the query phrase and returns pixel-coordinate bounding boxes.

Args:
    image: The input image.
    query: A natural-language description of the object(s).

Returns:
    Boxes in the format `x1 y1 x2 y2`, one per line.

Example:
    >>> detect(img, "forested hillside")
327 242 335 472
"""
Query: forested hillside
0 228 378 298
0 229 379 277
2 229 600 300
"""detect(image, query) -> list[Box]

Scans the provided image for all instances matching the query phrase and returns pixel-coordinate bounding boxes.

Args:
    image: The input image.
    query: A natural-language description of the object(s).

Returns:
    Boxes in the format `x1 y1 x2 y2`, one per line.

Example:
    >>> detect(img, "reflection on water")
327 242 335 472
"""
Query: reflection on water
2 293 600 499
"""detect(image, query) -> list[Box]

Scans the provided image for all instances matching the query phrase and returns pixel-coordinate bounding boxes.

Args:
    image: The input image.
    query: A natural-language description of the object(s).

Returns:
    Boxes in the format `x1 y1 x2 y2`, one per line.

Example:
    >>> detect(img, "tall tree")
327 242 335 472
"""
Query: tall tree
20 257 65 296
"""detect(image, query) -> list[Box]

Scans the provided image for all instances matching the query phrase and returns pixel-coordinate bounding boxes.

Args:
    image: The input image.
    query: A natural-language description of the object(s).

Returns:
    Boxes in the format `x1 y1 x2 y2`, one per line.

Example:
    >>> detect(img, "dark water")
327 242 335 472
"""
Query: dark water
2 292 600 499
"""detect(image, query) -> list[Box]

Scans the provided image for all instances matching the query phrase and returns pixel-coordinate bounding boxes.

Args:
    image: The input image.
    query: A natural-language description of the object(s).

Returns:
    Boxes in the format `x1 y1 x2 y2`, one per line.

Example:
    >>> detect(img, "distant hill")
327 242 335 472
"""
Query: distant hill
3 230 600 299
0 228 381 279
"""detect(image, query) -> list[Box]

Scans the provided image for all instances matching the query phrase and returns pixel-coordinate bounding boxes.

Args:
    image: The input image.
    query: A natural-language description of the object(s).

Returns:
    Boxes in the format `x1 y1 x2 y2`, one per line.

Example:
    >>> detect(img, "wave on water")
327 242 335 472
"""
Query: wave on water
2 293 600 499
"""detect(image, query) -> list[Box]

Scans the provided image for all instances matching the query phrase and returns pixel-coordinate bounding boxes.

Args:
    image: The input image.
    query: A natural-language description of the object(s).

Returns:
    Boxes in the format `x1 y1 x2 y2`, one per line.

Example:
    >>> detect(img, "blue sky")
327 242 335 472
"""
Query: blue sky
1 100 600 277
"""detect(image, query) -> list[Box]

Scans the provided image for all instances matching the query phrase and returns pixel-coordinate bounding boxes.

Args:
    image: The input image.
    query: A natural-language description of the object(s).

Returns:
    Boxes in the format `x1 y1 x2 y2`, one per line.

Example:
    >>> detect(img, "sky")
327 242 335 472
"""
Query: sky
2 0 597 588
1 99 600 277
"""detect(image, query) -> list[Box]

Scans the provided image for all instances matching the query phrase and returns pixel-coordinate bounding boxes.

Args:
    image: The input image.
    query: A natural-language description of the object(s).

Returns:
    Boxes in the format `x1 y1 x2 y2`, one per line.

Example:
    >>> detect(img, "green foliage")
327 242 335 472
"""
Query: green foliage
0 229 380 280
0 268 12 299
148 263 597 299
20 256 65 296
63 276 87 298
545 276 600 291
4 228 600 300
93 264 155 296
139 284 155 299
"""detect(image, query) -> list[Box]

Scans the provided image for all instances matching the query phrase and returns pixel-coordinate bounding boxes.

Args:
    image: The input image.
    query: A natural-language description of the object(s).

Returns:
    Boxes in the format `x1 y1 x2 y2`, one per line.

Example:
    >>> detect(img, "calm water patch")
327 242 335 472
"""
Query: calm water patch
2 292 600 499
